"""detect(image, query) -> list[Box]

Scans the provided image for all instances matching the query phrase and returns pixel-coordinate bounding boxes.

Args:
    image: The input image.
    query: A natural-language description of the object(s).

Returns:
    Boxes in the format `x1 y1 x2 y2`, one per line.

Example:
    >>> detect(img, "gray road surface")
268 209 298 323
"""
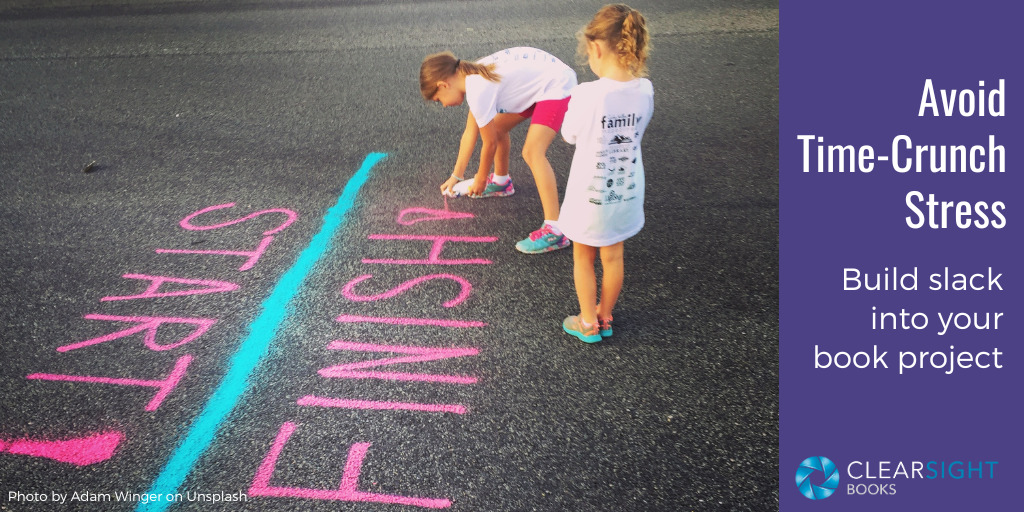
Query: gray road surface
1 1 779 510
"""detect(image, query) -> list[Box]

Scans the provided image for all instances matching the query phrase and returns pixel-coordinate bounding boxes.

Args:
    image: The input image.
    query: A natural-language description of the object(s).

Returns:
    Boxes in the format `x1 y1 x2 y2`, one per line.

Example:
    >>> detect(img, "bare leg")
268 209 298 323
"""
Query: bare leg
597 242 625 321
521 124 560 221
573 242 599 325
491 113 527 178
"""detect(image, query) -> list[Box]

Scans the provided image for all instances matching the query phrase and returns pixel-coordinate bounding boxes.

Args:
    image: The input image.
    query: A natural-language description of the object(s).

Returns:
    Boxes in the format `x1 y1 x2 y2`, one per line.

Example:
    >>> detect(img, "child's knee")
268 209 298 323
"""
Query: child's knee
600 244 625 265
601 253 623 268
520 145 534 163
521 143 546 165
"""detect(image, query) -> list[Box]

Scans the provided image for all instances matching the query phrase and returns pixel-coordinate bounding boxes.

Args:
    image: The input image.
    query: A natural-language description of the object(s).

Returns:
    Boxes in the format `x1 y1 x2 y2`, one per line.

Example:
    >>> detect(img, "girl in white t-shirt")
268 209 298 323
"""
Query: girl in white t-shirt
420 47 577 254
559 4 653 342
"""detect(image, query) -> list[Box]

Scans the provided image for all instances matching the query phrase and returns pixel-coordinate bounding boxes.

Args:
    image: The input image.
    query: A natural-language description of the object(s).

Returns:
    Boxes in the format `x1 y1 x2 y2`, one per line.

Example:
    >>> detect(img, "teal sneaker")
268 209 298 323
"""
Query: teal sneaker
563 316 602 343
450 174 515 198
598 316 613 337
515 225 570 254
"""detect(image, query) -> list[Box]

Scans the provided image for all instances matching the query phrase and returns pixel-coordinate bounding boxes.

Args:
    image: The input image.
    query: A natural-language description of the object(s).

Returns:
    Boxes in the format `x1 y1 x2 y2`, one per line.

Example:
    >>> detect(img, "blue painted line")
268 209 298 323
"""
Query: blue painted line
138 152 387 512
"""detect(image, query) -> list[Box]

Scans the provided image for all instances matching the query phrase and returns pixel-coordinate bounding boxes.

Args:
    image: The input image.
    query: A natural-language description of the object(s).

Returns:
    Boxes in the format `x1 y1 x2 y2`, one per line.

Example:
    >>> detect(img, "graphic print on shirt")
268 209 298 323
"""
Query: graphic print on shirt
588 114 643 206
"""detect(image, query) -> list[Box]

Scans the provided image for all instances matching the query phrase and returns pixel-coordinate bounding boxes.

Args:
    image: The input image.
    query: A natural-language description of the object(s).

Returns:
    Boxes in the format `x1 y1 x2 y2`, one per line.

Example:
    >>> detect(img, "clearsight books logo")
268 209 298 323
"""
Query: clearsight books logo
796 456 840 500
795 456 999 500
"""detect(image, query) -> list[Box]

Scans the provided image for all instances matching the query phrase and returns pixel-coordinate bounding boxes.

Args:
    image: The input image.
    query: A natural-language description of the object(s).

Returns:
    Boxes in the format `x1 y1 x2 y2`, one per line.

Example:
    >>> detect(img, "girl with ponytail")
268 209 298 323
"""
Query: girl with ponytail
558 4 653 343
420 47 578 254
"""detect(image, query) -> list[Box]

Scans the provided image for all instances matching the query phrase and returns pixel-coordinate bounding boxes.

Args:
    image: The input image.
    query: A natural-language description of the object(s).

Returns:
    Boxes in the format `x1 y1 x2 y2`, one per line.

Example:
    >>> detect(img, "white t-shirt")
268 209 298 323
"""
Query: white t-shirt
464 47 577 127
558 77 654 247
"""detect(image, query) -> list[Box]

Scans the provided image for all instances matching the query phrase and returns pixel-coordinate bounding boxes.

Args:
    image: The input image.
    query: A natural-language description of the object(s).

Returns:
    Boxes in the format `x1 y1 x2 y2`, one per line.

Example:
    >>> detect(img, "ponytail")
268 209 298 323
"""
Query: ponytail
420 51 501 101
578 4 651 77
617 9 649 76
456 59 501 83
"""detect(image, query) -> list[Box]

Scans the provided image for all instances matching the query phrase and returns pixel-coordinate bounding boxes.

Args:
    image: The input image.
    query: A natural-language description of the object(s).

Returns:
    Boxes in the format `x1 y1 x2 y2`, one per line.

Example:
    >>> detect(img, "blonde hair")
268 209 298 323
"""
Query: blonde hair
419 51 501 101
577 4 650 77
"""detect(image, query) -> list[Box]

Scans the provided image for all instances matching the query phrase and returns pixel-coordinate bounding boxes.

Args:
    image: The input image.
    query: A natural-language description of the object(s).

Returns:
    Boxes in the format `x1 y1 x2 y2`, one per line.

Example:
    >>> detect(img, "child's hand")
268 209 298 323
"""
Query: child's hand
440 175 462 197
465 176 488 197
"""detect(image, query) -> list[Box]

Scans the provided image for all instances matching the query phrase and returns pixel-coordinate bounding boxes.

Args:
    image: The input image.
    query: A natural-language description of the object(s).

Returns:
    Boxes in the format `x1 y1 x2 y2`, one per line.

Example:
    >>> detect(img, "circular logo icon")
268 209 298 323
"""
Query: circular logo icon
796 456 839 500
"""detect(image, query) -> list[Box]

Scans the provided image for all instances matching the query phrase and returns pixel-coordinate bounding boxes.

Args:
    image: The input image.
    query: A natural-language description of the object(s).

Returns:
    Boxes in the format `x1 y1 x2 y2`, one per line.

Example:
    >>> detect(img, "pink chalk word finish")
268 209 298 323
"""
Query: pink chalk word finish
320 340 478 384
297 396 467 415
335 314 486 328
396 207 475 226
249 422 451 509
301 341 480 415
362 234 497 265
341 273 474 308
249 202 496 509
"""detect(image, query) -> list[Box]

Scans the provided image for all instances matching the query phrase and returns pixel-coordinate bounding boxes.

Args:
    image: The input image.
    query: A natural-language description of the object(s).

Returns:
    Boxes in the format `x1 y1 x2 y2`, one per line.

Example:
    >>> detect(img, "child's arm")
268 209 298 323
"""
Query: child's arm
441 111 481 196
466 120 499 196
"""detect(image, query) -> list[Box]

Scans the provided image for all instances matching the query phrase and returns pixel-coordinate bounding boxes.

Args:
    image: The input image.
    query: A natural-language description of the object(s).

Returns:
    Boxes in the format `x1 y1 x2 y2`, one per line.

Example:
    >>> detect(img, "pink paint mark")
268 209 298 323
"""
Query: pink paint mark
26 355 192 411
57 314 216 352
362 234 496 265
180 203 298 235
249 422 451 508
320 340 478 384
297 396 467 415
336 315 486 328
156 235 274 271
341 273 473 308
101 274 239 301
1 431 123 466
396 207 474 226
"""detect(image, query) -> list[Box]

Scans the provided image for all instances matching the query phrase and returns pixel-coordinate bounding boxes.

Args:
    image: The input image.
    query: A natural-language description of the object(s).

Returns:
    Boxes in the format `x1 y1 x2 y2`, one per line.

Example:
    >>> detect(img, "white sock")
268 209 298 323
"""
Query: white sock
544 220 561 235
491 174 510 185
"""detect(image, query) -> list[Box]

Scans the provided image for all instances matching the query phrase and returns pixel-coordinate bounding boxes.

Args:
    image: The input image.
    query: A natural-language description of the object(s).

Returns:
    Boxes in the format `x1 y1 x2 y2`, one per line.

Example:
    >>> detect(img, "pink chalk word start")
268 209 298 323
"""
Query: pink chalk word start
18 202 300 468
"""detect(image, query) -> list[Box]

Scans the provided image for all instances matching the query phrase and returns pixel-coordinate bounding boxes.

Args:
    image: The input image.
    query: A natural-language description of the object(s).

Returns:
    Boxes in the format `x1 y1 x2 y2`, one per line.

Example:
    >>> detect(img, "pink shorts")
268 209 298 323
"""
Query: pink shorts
518 96 571 131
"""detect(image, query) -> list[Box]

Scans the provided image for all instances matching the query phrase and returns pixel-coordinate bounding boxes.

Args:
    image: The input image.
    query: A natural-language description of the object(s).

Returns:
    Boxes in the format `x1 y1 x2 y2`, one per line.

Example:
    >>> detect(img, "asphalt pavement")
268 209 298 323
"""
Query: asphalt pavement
1 1 779 510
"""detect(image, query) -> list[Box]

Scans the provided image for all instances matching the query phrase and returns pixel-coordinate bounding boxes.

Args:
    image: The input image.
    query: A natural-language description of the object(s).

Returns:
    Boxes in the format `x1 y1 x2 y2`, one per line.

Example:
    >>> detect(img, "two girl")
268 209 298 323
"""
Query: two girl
420 4 652 342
